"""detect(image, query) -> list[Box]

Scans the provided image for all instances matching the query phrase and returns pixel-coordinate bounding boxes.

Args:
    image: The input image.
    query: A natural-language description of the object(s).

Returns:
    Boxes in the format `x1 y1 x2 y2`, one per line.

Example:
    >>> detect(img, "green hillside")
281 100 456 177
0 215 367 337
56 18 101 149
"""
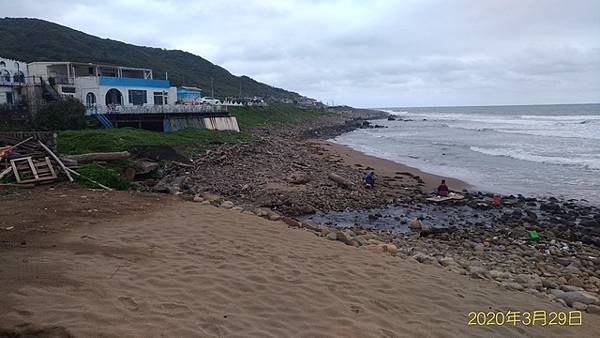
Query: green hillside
0 18 302 100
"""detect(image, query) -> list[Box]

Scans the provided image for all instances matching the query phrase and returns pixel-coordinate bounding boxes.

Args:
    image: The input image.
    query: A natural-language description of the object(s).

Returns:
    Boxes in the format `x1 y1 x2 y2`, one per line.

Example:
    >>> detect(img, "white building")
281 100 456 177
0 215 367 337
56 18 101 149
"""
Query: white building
0 56 28 105
27 61 177 114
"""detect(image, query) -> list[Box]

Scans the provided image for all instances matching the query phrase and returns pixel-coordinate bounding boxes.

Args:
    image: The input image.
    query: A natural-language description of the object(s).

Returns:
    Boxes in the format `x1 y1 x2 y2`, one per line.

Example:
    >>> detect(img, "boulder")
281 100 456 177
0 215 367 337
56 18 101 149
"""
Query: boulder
555 291 599 306
326 232 337 241
268 213 281 221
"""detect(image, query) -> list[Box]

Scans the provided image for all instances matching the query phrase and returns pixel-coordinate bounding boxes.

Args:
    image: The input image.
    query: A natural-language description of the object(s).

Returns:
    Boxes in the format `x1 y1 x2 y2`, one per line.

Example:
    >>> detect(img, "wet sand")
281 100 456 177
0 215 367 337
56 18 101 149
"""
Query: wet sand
1 194 598 337
321 141 468 193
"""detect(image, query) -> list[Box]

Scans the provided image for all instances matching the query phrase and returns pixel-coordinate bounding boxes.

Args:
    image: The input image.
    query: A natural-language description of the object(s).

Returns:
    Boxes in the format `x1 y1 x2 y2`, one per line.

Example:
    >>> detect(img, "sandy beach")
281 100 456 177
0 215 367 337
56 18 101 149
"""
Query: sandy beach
1 187 599 337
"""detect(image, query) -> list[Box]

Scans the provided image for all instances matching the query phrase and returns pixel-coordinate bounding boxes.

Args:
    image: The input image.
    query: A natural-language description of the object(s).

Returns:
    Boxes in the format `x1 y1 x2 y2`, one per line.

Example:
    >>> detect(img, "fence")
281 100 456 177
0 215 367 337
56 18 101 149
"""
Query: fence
86 104 228 116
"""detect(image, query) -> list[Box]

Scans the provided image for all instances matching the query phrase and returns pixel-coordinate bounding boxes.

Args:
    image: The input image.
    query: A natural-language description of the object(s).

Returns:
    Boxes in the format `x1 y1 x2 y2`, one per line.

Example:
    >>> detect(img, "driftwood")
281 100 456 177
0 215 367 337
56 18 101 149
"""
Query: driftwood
328 173 354 189
65 151 130 163
38 141 74 182
65 167 113 191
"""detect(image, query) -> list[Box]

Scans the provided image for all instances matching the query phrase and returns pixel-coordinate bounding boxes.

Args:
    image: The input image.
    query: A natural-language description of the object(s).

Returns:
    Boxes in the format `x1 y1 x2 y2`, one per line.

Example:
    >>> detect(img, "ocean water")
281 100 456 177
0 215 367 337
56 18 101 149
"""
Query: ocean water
332 103 600 204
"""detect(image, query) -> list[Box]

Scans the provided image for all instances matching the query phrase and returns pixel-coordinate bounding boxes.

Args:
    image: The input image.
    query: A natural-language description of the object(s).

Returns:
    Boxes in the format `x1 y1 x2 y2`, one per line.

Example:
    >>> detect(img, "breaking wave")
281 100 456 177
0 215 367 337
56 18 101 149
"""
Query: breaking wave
470 146 600 170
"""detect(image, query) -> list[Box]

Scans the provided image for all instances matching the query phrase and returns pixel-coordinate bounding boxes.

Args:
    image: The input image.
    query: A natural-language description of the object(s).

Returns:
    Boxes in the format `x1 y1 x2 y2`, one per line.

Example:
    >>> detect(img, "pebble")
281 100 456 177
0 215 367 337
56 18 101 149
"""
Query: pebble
572 302 588 311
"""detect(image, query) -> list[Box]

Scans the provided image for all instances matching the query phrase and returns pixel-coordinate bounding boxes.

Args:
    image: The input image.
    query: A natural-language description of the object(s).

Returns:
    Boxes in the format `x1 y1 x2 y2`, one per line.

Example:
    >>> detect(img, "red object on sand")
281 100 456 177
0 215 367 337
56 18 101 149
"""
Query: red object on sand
493 195 501 205
0 146 13 158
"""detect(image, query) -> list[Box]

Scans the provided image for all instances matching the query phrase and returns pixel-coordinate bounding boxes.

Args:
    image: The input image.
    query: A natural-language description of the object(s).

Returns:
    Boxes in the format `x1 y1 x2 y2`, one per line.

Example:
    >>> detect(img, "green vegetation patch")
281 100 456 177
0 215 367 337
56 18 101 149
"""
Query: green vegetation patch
75 163 132 190
58 127 252 155
229 104 326 129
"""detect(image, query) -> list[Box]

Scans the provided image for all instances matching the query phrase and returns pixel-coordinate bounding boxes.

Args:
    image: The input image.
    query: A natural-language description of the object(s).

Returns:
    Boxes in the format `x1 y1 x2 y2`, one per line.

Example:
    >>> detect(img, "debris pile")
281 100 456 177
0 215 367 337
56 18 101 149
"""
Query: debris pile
0 136 111 190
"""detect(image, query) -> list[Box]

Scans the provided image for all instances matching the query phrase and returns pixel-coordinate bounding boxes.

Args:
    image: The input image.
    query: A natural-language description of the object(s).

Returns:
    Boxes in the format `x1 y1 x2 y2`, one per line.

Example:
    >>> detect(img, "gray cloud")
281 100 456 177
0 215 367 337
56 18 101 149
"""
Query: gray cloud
3 0 599 107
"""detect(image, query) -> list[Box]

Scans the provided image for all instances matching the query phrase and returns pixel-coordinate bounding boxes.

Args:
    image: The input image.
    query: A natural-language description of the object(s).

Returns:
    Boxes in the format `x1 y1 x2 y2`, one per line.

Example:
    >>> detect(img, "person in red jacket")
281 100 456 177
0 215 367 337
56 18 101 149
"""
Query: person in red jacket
437 179 449 197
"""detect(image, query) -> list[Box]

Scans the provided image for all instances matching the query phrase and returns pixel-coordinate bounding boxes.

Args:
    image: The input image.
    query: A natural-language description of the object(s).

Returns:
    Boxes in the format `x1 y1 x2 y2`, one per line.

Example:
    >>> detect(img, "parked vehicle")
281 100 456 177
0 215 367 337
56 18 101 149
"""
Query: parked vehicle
200 97 222 105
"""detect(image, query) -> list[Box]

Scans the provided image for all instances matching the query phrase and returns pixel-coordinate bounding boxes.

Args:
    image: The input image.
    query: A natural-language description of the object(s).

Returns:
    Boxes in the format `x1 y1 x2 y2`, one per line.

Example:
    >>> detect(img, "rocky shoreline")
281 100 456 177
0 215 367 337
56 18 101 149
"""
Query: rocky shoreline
154 108 600 313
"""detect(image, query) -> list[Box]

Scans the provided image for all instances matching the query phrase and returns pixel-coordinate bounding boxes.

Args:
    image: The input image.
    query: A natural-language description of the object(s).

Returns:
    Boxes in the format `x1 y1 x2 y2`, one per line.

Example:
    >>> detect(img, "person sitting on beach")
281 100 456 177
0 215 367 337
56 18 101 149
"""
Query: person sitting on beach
437 179 449 197
364 171 375 188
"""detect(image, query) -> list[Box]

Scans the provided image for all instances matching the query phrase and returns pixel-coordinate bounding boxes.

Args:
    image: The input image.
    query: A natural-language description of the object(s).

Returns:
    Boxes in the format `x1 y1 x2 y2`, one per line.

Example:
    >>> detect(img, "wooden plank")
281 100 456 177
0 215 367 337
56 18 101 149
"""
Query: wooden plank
0 167 12 180
27 157 39 179
10 159 22 183
39 141 74 182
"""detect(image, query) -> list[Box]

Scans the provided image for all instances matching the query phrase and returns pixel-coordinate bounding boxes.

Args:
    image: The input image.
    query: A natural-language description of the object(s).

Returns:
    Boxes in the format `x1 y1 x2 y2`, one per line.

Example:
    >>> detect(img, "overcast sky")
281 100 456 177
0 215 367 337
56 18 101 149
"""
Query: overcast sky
4 0 600 107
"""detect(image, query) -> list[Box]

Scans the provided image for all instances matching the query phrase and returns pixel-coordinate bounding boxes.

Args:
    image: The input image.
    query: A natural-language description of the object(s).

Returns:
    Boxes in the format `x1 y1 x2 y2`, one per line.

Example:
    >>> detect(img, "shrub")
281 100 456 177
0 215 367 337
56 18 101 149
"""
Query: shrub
34 98 87 130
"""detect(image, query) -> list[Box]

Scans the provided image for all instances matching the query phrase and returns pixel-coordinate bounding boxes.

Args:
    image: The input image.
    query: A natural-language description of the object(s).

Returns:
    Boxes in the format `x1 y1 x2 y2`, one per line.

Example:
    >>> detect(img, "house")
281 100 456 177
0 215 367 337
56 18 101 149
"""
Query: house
26 60 238 132
27 61 177 113
0 57 28 105
176 86 202 104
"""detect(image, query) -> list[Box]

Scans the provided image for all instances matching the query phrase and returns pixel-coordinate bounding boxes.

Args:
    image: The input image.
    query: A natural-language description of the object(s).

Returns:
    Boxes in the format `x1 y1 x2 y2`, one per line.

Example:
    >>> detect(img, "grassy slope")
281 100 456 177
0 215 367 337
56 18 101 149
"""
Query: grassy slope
58 128 251 154
59 105 325 154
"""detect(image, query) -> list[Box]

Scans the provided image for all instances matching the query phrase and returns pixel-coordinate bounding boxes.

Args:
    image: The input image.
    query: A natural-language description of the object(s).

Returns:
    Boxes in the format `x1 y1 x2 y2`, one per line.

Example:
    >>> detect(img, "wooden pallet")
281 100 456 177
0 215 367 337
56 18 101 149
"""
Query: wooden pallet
10 156 57 184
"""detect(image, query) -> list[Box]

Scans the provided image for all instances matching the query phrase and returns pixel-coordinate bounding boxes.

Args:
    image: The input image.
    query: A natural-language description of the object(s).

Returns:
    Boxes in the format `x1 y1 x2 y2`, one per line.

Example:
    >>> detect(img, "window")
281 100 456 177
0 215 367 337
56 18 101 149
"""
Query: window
86 92 96 107
105 88 123 105
154 91 168 105
6 92 13 105
88 67 94 75
0 61 5 67
1 69 10 82
128 90 147 105
61 86 76 93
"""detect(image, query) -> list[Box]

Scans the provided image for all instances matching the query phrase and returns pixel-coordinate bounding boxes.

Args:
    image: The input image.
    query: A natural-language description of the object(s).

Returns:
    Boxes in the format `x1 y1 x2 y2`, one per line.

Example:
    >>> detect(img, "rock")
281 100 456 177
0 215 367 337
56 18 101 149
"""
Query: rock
468 266 487 279
336 230 353 245
438 257 457 267
487 270 510 280
555 291 599 306
516 274 543 290
381 244 398 255
268 213 281 221
220 201 234 209
567 277 584 288
353 236 368 246
255 208 270 217
587 305 600 314
572 302 588 311
326 232 337 241
232 206 243 212
192 195 204 202
412 252 436 265
409 218 423 230
542 278 559 289
561 285 584 292
301 220 322 231
282 217 301 228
